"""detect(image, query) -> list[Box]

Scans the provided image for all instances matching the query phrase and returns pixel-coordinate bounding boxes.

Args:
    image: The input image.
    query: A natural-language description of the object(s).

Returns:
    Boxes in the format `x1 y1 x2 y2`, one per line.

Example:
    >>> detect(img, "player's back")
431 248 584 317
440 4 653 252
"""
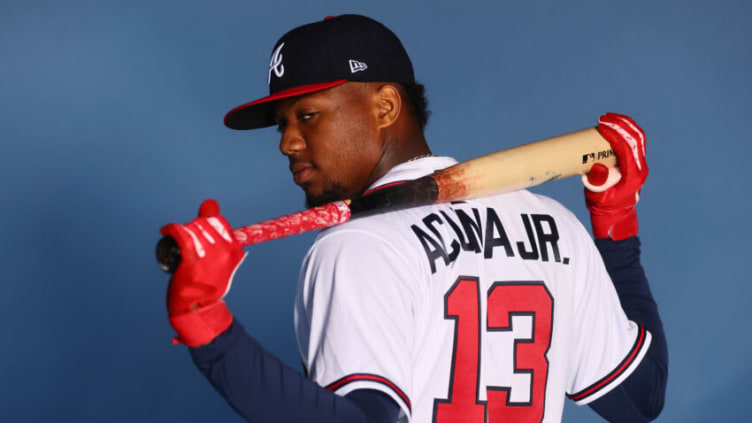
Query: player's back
400 189 629 422
295 164 650 423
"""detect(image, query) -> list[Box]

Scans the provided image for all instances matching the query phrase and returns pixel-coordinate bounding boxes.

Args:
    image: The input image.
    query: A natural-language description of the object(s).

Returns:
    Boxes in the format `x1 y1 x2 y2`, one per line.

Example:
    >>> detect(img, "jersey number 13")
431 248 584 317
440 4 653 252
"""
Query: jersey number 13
433 277 553 423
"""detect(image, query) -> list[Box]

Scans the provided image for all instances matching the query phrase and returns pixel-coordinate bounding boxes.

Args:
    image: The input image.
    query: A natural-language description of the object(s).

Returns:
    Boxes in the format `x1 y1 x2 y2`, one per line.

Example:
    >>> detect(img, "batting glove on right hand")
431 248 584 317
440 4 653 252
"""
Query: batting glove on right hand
160 199 246 347
583 113 648 241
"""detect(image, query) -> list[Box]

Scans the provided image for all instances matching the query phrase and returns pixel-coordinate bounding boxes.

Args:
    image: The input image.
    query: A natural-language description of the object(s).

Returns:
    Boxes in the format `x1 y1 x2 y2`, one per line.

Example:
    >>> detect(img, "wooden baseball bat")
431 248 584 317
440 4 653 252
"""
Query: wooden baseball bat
157 127 616 273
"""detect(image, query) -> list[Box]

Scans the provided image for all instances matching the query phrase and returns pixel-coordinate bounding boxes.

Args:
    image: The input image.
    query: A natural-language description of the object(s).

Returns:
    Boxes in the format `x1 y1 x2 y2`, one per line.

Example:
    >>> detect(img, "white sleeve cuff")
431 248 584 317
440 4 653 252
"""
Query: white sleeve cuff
568 325 652 405
326 373 412 417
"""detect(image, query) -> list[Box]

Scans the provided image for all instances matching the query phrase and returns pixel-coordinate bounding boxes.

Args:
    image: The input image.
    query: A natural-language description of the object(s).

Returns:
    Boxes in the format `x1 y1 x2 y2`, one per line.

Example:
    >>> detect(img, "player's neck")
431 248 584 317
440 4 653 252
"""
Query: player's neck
368 129 430 181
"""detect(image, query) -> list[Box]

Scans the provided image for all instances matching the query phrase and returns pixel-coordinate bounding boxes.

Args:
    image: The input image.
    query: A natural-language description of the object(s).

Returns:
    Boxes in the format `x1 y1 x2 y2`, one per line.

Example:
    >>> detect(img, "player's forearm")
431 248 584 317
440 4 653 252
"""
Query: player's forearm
189 319 398 423
594 236 667 421
595 237 666 350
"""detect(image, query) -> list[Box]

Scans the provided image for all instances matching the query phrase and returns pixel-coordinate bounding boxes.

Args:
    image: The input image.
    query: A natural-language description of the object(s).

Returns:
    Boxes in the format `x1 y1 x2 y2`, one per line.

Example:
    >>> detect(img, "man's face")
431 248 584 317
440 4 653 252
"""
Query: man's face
274 83 385 207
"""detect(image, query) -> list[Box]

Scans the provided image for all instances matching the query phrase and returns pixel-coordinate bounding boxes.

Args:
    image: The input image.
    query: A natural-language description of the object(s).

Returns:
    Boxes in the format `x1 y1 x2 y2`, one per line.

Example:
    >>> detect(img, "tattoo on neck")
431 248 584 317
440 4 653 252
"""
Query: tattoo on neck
363 137 400 192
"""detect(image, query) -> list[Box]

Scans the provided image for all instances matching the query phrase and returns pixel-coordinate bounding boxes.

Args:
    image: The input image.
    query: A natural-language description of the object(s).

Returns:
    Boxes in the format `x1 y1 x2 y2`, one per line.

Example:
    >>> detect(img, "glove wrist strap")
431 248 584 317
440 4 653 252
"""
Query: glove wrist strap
169 301 233 347
590 208 638 241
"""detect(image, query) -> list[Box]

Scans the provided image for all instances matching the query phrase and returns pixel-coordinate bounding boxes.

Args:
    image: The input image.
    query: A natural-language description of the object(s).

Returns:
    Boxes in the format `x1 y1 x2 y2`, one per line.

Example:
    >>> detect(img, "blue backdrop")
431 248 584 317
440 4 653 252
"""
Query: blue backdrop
2 0 749 421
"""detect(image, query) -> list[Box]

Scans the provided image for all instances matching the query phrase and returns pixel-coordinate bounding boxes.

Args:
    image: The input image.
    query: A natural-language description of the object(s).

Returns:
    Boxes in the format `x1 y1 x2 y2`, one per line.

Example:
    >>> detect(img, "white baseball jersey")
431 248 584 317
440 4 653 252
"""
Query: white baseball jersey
294 157 651 423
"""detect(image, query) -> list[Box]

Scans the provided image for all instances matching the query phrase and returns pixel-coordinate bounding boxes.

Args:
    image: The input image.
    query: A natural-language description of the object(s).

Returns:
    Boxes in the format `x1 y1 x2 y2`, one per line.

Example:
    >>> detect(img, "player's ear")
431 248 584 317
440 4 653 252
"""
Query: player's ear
375 84 402 130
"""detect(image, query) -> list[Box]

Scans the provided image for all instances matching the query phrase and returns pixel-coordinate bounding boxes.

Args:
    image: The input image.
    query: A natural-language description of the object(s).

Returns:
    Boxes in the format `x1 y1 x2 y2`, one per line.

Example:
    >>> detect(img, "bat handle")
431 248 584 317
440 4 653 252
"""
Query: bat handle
156 236 181 274
155 201 353 276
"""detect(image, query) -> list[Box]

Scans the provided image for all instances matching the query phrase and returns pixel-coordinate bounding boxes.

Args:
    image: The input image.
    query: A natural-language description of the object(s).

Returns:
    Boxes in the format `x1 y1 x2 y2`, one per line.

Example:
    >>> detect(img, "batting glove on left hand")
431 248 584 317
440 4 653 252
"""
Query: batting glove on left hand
583 113 649 241
160 199 246 347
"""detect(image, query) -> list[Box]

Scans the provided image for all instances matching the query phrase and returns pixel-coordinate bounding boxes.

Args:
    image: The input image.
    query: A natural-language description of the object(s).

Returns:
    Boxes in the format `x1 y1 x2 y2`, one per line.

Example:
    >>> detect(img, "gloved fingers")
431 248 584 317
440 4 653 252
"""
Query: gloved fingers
203 216 236 245
603 113 646 157
582 164 622 193
159 216 235 265
596 124 631 178
598 114 647 174
599 113 645 142
160 222 205 259
198 199 220 218
195 199 236 246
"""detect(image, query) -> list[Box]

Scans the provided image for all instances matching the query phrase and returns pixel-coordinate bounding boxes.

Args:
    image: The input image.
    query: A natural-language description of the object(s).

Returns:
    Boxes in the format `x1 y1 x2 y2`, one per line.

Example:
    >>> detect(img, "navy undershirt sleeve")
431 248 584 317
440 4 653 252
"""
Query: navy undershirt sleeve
588 236 668 422
189 319 400 423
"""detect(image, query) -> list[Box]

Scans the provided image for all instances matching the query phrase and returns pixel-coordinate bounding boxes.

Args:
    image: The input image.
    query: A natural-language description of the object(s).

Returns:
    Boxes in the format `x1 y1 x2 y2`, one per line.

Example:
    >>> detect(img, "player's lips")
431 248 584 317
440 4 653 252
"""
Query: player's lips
290 162 314 185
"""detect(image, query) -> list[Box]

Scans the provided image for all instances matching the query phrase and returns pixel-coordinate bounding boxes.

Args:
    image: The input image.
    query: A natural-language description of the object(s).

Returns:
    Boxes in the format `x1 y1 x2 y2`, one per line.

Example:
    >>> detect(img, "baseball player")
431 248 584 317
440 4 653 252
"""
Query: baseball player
160 14 667 423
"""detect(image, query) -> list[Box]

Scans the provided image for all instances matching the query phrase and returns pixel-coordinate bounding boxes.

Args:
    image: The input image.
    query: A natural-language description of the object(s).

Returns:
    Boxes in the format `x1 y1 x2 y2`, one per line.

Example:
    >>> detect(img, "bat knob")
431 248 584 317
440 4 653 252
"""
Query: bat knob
156 236 181 274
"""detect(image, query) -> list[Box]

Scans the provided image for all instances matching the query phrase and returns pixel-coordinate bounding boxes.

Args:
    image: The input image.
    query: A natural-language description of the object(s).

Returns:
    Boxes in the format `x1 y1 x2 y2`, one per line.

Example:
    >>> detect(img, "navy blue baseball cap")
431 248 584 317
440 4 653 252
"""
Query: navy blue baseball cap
224 14 415 130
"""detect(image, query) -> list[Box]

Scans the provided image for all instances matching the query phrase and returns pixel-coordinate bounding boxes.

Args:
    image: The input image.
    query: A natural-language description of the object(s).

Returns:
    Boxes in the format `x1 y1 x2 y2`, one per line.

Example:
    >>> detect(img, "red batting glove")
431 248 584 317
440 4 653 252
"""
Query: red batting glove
583 113 648 240
160 199 246 347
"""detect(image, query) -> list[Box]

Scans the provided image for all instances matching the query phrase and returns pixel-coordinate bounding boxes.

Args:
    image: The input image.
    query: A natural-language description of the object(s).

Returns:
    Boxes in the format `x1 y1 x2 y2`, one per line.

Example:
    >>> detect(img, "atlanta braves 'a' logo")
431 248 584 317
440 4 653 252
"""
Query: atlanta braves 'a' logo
268 42 285 85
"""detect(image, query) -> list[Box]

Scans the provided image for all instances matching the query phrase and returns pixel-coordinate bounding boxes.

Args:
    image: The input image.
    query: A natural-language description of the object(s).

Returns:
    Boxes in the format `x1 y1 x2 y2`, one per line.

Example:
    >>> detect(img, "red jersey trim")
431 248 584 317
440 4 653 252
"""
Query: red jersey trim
568 324 648 402
362 180 409 196
325 373 412 412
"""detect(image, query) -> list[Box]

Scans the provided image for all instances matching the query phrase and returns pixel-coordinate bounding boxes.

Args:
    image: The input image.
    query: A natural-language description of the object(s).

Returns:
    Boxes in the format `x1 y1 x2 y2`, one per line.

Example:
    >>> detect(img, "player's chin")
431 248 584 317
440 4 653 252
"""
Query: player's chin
304 182 349 208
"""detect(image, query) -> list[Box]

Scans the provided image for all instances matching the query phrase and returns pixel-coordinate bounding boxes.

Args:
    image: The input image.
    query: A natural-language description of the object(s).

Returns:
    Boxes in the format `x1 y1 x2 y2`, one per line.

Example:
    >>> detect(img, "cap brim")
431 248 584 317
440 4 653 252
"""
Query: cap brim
224 79 348 130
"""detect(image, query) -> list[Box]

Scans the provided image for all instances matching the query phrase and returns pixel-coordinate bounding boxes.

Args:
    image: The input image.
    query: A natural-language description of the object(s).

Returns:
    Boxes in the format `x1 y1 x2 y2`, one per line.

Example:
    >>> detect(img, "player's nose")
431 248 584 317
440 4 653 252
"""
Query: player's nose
279 123 306 156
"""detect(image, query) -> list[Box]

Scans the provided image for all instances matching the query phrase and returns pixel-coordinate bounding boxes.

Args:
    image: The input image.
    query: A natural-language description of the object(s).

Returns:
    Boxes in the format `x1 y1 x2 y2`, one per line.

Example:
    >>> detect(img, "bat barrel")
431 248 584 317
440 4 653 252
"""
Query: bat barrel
433 127 617 203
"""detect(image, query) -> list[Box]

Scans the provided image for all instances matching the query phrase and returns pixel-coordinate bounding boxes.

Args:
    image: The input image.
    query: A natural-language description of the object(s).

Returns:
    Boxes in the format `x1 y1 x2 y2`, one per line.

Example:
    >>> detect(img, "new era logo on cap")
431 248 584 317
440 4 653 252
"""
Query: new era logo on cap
349 60 368 73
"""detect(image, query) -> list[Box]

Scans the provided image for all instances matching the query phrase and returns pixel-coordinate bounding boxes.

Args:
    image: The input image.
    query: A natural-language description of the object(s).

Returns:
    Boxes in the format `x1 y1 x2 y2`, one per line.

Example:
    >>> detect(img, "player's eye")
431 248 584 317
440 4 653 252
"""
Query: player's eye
276 121 287 134
299 112 316 122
